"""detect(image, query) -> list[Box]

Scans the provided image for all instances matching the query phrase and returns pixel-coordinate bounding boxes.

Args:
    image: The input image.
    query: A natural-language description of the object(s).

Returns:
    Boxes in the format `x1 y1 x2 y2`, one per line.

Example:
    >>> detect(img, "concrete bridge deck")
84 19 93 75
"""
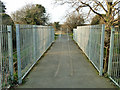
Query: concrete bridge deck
17 35 115 88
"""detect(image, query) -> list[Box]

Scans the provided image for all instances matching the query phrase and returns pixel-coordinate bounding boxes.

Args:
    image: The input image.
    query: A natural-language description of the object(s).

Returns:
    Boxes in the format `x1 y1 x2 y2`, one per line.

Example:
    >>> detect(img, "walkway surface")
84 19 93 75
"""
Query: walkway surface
18 35 115 88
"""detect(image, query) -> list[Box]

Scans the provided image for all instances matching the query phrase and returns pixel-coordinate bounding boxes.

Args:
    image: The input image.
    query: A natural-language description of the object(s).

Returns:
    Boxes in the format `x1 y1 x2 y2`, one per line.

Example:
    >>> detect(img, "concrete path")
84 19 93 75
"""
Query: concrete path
18 35 115 88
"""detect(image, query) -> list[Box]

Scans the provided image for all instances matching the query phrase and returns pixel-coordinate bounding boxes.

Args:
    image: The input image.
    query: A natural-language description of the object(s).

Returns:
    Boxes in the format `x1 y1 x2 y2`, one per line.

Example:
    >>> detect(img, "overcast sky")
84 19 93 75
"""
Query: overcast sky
2 0 69 23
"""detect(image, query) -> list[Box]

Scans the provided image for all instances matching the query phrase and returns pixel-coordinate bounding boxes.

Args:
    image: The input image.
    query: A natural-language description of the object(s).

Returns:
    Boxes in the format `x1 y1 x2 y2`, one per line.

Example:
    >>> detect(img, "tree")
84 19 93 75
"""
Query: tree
55 0 119 26
0 1 6 13
2 13 14 25
91 14 105 25
0 1 16 49
55 0 120 73
2 13 16 49
55 0 119 34
52 22 61 31
11 4 49 25
0 1 6 25
64 13 84 32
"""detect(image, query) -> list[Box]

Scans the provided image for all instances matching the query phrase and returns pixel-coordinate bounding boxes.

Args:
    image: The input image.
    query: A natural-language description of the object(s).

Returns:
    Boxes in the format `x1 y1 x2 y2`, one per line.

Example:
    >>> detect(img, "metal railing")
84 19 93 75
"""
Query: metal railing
16 24 54 84
73 24 105 75
0 25 13 89
108 26 120 87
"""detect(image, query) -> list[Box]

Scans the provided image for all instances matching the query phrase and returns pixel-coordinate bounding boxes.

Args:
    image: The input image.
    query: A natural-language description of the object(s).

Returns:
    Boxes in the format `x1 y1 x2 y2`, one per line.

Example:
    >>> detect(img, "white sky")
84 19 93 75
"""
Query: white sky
2 0 69 23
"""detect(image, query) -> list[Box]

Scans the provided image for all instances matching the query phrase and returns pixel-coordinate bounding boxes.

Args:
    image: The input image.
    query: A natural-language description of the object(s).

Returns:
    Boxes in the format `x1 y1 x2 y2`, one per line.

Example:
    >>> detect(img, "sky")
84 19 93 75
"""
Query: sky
2 0 69 23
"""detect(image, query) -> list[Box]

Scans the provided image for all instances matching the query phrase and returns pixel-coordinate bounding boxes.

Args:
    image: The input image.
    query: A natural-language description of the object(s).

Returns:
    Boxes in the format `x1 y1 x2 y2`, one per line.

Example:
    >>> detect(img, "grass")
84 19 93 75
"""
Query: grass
69 33 73 37
13 53 17 63
55 34 59 40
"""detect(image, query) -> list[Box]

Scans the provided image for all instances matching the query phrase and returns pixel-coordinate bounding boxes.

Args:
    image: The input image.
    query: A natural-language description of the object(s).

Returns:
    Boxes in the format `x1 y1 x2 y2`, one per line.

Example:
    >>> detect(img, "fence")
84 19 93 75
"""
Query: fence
108 26 120 87
0 25 13 89
0 24 54 88
73 24 105 76
16 24 54 84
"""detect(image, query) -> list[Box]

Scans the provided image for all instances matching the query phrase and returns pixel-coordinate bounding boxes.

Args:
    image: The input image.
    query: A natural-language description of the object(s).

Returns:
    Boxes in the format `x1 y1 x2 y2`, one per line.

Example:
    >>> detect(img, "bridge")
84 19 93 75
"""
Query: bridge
0 24 119 89
17 35 114 88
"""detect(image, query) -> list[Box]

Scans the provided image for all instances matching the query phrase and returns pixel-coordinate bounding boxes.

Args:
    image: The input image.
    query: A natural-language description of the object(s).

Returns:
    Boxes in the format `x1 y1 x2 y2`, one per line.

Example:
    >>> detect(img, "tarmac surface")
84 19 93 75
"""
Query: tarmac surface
18 35 116 88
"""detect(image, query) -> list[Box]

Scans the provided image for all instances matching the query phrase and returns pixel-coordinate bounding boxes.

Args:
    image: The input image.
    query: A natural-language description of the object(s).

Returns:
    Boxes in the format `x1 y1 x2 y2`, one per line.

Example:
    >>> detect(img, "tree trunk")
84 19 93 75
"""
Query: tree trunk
103 29 111 73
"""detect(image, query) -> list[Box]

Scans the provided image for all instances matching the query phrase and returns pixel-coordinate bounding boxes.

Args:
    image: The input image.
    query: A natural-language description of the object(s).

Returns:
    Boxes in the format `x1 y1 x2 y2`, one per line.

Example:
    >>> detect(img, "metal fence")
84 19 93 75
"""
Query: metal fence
0 25 13 89
108 26 120 87
16 24 54 84
73 24 105 75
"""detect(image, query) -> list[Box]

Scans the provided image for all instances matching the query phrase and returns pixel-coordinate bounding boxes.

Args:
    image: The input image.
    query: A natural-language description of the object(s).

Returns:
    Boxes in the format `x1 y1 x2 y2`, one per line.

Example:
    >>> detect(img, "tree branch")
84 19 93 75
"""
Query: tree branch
93 0 108 13
112 1 120 7
113 17 119 23
80 1 107 23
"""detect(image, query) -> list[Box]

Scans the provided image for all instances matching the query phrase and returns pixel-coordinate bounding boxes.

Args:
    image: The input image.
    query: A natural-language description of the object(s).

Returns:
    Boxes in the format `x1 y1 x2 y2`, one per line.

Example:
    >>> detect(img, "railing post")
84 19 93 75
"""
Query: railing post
48 26 50 46
33 25 37 61
89 26 91 60
16 24 22 84
50 26 52 43
99 24 105 76
52 27 55 42
108 26 115 76
0 25 2 89
7 26 14 80
50 26 53 42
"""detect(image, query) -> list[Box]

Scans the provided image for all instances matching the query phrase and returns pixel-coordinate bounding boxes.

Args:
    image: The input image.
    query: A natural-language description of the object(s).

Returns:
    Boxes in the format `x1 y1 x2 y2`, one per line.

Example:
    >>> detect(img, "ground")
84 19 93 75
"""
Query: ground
17 34 116 88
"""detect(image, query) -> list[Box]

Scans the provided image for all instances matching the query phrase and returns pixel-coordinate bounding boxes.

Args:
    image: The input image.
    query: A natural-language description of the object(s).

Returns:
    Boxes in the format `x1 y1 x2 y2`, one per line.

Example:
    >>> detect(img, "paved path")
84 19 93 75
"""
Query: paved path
18 35 115 88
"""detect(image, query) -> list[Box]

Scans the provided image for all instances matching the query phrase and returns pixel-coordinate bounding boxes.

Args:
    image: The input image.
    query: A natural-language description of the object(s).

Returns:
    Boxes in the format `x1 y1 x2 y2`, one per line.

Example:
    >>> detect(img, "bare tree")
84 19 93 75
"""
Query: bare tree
64 12 84 32
55 0 119 26
55 0 120 73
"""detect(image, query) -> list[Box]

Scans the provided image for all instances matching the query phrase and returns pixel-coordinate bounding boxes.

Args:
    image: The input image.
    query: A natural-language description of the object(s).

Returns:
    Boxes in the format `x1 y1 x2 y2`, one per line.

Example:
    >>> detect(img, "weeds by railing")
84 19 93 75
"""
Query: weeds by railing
0 24 54 89
0 25 13 89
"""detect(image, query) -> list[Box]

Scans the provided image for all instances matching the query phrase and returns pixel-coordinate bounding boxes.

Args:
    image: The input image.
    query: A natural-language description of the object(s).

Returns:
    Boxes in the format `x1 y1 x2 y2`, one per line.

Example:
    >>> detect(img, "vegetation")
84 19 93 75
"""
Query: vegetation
91 15 105 25
0 1 16 49
0 1 17 87
2 13 14 25
64 13 84 32
54 34 59 40
2 13 16 48
11 4 49 25
0 1 14 26
55 0 120 73
0 1 6 13
52 22 61 31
